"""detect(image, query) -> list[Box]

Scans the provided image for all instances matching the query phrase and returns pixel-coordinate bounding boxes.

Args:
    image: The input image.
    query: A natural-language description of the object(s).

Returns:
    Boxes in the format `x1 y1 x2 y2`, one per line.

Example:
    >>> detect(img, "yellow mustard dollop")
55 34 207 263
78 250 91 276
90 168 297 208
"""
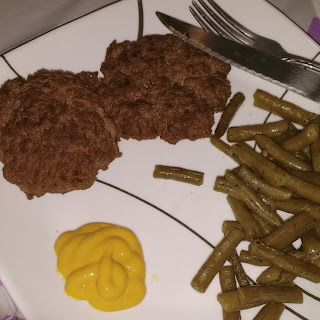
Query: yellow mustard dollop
54 222 146 311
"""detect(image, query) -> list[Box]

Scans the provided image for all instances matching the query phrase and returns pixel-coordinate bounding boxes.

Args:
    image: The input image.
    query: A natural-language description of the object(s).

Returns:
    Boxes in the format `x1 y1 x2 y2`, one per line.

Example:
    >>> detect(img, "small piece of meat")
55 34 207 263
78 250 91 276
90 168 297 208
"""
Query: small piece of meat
99 34 231 143
0 69 121 199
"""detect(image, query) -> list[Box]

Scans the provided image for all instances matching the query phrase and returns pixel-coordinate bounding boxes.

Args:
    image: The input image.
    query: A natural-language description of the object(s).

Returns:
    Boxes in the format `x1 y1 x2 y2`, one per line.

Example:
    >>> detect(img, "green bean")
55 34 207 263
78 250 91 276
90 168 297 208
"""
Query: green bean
261 211 314 250
222 220 242 233
253 89 316 126
256 266 281 284
252 210 277 237
222 220 255 242
286 167 320 187
215 92 245 138
256 266 296 286
255 135 312 171
277 270 297 285
253 303 285 320
285 175 320 204
230 142 291 187
228 250 250 287
302 230 320 262
153 165 204 186
315 221 320 238
227 195 264 240
310 114 320 126
281 123 319 151
239 250 270 266
274 122 299 144
259 194 278 211
227 120 289 142
302 145 312 161
214 176 240 199
217 289 262 313
191 227 245 293
225 171 282 227
219 266 241 320
218 285 302 312
249 240 320 283
239 285 302 305
210 135 234 159
273 198 320 220
311 138 320 172
238 165 292 200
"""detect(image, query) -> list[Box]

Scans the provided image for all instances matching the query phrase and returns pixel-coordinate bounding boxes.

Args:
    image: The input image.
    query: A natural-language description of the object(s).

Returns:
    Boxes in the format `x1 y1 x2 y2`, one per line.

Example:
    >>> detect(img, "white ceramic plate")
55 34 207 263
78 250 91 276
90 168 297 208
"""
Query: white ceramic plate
0 0 320 319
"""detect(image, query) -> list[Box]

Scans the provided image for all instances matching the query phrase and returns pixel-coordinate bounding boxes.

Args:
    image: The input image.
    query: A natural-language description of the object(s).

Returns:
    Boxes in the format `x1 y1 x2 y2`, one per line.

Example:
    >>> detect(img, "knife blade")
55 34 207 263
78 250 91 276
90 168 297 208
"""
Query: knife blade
156 11 320 103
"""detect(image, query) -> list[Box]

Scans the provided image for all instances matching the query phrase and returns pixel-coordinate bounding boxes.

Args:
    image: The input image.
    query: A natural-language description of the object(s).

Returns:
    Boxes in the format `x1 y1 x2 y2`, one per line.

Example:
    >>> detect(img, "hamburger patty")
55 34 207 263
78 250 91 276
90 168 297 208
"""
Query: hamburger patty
0 69 121 199
99 34 231 143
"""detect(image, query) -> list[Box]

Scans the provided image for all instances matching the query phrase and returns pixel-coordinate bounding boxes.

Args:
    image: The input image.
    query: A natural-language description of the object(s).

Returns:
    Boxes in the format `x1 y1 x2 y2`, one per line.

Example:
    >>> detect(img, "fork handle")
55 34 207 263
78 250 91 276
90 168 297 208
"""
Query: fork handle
282 55 320 74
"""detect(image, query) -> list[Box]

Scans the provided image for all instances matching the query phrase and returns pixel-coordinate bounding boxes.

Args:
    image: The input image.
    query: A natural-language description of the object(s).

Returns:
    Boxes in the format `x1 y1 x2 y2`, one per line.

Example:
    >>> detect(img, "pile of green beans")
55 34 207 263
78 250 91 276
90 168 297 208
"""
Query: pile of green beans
191 90 320 320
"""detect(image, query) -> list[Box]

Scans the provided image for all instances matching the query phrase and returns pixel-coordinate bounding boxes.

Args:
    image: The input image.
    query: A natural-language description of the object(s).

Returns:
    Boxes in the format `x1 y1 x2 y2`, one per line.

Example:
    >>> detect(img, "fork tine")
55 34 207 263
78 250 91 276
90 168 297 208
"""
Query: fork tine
206 0 257 39
189 6 211 32
193 0 252 46
190 1 229 37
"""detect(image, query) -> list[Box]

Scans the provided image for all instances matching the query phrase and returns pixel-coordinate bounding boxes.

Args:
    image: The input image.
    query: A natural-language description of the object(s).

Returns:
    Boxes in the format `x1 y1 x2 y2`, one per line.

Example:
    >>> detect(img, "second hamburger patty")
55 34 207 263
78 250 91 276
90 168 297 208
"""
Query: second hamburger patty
98 34 231 144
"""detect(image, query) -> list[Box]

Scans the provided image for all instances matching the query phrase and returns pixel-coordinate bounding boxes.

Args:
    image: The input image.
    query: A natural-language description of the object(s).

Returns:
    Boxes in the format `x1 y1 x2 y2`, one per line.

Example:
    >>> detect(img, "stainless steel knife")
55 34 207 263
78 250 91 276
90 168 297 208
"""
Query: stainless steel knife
156 12 320 103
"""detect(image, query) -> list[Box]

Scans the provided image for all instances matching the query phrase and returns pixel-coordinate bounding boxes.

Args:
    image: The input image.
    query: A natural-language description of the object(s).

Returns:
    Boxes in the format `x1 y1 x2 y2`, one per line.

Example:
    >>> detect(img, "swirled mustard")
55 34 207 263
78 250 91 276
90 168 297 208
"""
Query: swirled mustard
54 222 146 311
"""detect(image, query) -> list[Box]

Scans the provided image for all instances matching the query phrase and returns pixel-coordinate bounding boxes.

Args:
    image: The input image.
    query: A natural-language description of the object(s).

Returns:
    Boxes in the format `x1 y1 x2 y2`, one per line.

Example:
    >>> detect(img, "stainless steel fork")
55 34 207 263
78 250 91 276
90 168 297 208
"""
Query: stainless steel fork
190 0 320 73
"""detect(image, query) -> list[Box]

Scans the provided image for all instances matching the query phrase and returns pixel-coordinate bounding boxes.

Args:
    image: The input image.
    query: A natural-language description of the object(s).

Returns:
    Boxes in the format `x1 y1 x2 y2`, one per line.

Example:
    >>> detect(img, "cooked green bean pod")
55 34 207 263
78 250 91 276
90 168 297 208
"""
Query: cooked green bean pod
210 135 236 160
276 270 297 285
222 220 242 233
214 176 240 199
215 92 245 138
249 240 320 283
225 171 282 227
285 175 320 204
191 227 245 293
252 213 276 234
239 250 270 266
253 89 316 126
230 142 291 187
281 123 319 151
302 145 312 160
310 114 320 126
286 167 320 187
311 138 320 172
255 135 312 171
222 221 254 242
253 303 285 320
315 221 320 238
219 266 241 320
228 250 250 287
256 266 296 286
273 198 320 220
227 195 264 240
153 165 204 186
227 120 289 142
256 266 280 284
238 165 292 200
261 211 314 250
302 230 320 262
217 289 262 313
274 122 299 144
259 194 278 211
239 285 302 305
218 285 302 312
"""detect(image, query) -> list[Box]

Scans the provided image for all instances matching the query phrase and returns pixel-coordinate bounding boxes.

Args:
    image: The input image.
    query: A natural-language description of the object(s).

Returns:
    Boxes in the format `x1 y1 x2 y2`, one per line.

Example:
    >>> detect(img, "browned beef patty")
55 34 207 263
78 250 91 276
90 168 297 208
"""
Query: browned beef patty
99 34 231 144
0 69 121 199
